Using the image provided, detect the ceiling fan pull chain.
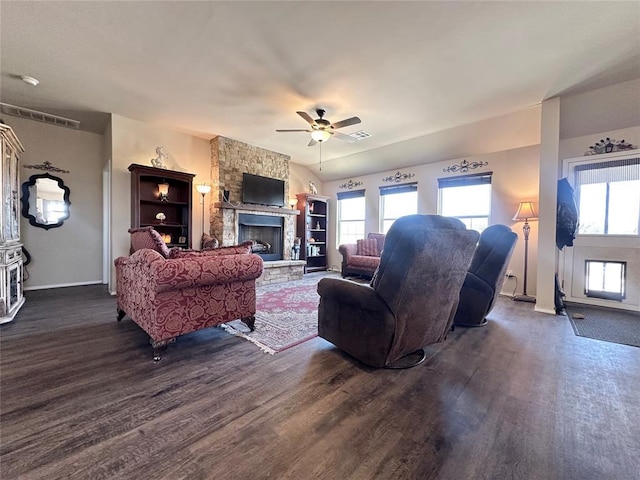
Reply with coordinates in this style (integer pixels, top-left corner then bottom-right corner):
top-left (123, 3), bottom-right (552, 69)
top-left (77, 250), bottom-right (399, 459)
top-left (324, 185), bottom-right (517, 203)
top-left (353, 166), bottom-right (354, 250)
top-left (319, 141), bottom-right (322, 171)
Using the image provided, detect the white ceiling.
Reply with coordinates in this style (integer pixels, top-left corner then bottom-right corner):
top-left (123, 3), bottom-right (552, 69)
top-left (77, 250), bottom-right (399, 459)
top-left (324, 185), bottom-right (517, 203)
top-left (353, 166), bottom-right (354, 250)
top-left (1, 1), bottom-right (639, 181)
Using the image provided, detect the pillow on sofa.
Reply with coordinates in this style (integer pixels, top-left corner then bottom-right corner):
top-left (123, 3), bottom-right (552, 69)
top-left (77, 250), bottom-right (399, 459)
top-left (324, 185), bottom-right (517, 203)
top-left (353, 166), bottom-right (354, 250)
top-left (357, 238), bottom-right (379, 256)
top-left (201, 233), bottom-right (220, 250)
top-left (128, 227), bottom-right (171, 258)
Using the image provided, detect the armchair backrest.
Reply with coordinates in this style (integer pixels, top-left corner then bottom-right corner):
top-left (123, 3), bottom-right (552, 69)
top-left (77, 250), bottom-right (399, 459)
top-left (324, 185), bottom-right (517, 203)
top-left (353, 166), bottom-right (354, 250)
top-left (468, 224), bottom-right (517, 307)
top-left (128, 227), bottom-right (171, 258)
top-left (371, 215), bottom-right (479, 362)
top-left (367, 233), bottom-right (386, 255)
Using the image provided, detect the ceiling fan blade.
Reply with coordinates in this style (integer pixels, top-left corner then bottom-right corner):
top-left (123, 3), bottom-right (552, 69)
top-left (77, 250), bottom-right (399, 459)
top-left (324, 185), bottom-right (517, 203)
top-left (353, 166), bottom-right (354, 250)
top-left (330, 131), bottom-right (357, 143)
top-left (276, 129), bottom-right (311, 132)
top-left (308, 138), bottom-right (317, 147)
top-left (297, 111), bottom-right (316, 126)
top-left (330, 116), bottom-right (361, 129)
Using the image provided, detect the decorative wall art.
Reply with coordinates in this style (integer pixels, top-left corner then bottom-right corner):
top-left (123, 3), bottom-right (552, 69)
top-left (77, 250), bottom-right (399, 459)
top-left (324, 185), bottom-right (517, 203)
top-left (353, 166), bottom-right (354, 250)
top-left (23, 160), bottom-right (70, 174)
top-left (584, 138), bottom-right (636, 155)
top-left (442, 159), bottom-right (488, 173)
top-left (382, 171), bottom-right (415, 183)
top-left (338, 179), bottom-right (363, 190)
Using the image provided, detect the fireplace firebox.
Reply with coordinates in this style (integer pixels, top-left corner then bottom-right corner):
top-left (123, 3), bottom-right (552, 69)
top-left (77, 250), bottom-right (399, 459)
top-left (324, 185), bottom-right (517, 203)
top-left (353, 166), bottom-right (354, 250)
top-left (238, 213), bottom-right (284, 261)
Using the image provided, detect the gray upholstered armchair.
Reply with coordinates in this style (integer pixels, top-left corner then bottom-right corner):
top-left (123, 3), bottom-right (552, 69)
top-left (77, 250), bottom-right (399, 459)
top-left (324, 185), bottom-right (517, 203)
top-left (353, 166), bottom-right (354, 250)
top-left (453, 224), bottom-right (517, 327)
top-left (317, 214), bottom-right (479, 368)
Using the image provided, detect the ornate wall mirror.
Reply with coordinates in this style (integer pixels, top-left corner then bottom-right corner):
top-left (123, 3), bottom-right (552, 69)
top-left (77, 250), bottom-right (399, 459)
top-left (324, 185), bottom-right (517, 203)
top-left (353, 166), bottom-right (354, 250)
top-left (21, 173), bottom-right (71, 230)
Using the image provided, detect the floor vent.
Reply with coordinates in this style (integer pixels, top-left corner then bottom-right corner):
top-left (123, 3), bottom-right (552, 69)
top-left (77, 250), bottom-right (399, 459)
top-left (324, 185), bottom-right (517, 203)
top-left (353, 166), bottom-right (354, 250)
top-left (349, 130), bottom-right (371, 140)
top-left (0, 102), bottom-right (81, 129)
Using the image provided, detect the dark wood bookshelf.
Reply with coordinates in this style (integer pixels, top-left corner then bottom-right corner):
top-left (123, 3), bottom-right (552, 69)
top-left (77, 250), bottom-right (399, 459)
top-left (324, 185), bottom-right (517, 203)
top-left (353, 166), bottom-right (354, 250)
top-left (129, 164), bottom-right (195, 249)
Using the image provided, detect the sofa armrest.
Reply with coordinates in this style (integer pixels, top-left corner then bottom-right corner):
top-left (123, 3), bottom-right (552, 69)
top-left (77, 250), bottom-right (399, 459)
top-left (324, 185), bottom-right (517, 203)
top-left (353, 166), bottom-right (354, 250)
top-left (338, 243), bottom-right (358, 259)
top-left (318, 278), bottom-right (389, 313)
top-left (152, 253), bottom-right (264, 292)
top-left (115, 248), bottom-right (165, 268)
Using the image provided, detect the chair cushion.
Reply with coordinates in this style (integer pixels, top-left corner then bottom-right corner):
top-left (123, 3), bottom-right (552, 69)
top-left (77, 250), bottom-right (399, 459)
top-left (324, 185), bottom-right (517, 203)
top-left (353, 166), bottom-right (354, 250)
top-left (128, 227), bottom-right (171, 258)
top-left (357, 238), bottom-right (379, 256)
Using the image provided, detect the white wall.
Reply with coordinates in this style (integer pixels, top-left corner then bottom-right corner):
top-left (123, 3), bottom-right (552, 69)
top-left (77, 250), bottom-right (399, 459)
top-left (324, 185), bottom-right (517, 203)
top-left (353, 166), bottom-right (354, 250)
top-left (558, 130), bottom-right (640, 312)
top-left (109, 114), bottom-right (211, 292)
top-left (323, 145), bottom-right (540, 295)
top-left (289, 163), bottom-right (322, 203)
top-left (9, 117), bottom-right (104, 290)
top-left (553, 80), bottom-right (640, 312)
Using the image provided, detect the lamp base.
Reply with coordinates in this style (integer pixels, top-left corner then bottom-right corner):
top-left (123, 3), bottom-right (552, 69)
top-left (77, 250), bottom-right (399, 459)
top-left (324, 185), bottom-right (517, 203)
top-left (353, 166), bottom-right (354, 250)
top-left (513, 294), bottom-right (536, 303)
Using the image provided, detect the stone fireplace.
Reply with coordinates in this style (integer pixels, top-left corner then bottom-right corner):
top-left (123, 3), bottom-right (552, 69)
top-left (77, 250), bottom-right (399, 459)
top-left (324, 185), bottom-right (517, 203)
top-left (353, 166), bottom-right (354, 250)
top-left (207, 136), bottom-right (305, 285)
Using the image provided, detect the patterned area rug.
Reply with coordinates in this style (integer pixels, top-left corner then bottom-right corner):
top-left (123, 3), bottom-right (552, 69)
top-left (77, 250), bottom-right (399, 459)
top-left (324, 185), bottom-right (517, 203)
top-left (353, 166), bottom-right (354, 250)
top-left (221, 272), bottom-right (340, 354)
top-left (567, 303), bottom-right (640, 348)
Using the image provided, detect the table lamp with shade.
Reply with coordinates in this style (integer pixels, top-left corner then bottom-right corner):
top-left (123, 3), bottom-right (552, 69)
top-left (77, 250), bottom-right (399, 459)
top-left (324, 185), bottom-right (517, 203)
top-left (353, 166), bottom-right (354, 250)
top-left (512, 201), bottom-right (538, 303)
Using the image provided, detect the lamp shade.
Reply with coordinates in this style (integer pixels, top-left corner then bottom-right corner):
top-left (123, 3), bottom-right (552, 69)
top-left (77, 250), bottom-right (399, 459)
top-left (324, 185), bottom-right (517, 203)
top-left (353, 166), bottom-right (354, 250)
top-left (158, 182), bottom-right (170, 200)
top-left (513, 201), bottom-right (538, 221)
top-left (311, 130), bottom-right (331, 142)
top-left (196, 184), bottom-right (212, 195)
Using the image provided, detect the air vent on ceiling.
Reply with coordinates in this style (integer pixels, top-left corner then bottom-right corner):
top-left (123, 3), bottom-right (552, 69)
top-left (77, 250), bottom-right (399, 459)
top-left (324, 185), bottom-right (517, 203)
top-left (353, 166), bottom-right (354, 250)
top-left (0, 102), bottom-right (80, 129)
top-left (349, 130), bottom-right (371, 140)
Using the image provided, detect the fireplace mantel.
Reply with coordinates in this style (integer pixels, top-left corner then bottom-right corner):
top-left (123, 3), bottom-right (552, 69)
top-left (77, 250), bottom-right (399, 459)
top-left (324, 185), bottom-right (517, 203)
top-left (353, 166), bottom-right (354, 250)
top-left (214, 202), bottom-right (299, 216)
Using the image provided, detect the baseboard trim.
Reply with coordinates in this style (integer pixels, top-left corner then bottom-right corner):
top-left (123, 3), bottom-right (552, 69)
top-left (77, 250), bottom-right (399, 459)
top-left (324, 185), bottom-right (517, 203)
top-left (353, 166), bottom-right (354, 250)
top-left (534, 306), bottom-right (557, 315)
top-left (24, 280), bottom-right (103, 291)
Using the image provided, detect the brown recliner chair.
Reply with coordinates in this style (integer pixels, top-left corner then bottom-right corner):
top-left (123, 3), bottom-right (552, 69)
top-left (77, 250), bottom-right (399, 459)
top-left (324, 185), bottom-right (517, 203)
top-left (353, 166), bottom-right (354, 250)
top-left (453, 224), bottom-right (517, 327)
top-left (317, 214), bottom-right (479, 368)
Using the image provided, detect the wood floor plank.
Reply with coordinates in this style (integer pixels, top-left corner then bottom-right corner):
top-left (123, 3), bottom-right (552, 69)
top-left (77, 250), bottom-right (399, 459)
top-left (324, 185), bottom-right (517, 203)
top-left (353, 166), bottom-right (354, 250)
top-left (2, 286), bottom-right (640, 479)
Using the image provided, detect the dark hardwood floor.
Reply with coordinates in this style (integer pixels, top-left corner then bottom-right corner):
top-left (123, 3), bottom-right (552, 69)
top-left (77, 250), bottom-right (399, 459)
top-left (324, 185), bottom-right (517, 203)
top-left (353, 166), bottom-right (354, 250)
top-left (2, 285), bottom-right (639, 479)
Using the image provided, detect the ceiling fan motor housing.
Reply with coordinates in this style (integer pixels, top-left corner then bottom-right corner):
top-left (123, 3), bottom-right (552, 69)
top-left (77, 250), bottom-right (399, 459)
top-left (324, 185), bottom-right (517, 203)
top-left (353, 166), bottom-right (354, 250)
top-left (315, 109), bottom-right (330, 128)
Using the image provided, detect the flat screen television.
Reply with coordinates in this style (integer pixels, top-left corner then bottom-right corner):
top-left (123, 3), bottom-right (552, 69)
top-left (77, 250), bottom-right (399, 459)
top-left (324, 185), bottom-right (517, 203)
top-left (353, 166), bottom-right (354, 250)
top-left (242, 173), bottom-right (285, 207)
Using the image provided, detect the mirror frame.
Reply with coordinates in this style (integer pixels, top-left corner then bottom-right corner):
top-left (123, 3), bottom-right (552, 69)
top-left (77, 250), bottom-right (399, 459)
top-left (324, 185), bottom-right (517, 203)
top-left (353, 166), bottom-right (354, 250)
top-left (21, 173), bottom-right (71, 230)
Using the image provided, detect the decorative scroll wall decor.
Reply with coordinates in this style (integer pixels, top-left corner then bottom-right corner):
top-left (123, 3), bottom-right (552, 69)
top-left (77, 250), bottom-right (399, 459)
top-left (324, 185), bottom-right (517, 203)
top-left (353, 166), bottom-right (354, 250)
top-left (584, 138), bottom-right (636, 155)
top-left (382, 171), bottom-right (415, 183)
top-left (23, 160), bottom-right (70, 174)
top-left (338, 179), bottom-right (363, 190)
top-left (442, 159), bottom-right (488, 173)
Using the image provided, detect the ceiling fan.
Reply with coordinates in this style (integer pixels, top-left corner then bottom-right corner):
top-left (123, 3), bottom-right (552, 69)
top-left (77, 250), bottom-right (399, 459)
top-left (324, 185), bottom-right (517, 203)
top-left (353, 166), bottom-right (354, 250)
top-left (276, 109), bottom-right (361, 146)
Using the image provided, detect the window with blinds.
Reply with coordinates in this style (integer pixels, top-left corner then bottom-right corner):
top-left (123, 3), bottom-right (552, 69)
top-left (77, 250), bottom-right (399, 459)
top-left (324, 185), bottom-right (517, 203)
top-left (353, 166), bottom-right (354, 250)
top-left (379, 183), bottom-right (418, 233)
top-left (574, 156), bottom-right (640, 235)
top-left (438, 173), bottom-right (492, 232)
top-left (337, 189), bottom-right (365, 246)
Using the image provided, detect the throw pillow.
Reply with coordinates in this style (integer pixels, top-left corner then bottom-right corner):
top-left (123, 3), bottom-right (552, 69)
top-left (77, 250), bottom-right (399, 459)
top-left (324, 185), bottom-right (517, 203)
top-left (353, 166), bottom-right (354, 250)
top-left (201, 233), bottom-right (219, 250)
top-left (357, 238), bottom-right (378, 256)
top-left (128, 227), bottom-right (171, 258)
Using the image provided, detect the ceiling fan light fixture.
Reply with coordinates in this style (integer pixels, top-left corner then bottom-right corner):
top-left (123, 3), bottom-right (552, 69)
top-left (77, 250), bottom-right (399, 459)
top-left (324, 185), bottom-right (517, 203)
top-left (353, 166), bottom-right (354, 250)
top-left (311, 130), bottom-right (331, 142)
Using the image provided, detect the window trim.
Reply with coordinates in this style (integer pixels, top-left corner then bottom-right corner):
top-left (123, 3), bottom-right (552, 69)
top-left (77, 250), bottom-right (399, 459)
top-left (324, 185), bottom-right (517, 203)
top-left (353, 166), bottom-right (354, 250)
top-left (437, 172), bottom-right (492, 228)
top-left (336, 189), bottom-right (366, 247)
top-left (379, 183), bottom-right (418, 233)
top-left (584, 259), bottom-right (626, 301)
top-left (572, 155), bottom-right (640, 237)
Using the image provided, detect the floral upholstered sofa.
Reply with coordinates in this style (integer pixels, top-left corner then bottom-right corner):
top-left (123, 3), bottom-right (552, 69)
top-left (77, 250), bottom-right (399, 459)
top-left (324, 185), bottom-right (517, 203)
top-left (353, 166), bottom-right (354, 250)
top-left (115, 227), bottom-right (263, 360)
top-left (338, 233), bottom-right (386, 278)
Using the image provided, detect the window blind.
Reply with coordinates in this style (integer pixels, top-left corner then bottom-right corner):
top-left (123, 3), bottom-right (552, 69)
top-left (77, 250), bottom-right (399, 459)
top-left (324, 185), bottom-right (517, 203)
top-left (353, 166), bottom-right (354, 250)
top-left (336, 189), bottom-right (365, 200)
top-left (574, 157), bottom-right (640, 185)
top-left (379, 183), bottom-right (417, 196)
top-left (438, 172), bottom-right (492, 188)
